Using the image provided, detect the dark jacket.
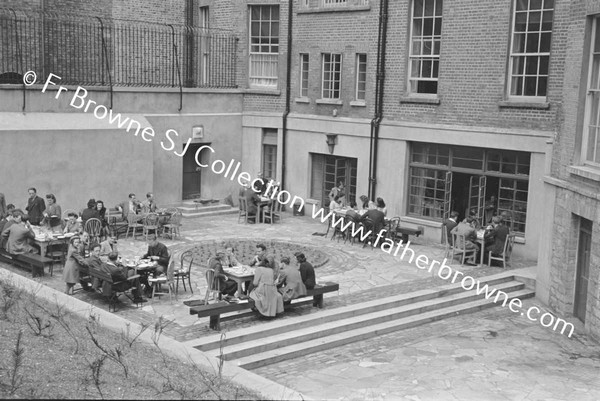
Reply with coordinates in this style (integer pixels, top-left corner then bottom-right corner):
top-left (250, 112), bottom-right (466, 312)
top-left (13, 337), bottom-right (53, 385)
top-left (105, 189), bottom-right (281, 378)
top-left (360, 209), bottom-right (386, 235)
top-left (81, 208), bottom-right (101, 226)
top-left (243, 187), bottom-right (260, 215)
top-left (26, 196), bottom-right (45, 225)
top-left (299, 261), bottom-right (316, 290)
top-left (443, 218), bottom-right (458, 245)
top-left (143, 242), bottom-right (170, 268)
top-left (485, 224), bottom-right (510, 255)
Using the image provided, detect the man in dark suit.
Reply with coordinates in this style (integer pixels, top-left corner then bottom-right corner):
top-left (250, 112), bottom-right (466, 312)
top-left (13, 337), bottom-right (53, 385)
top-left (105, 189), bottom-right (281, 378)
top-left (360, 208), bottom-right (386, 238)
top-left (443, 211), bottom-right (459, 245)
top-left (243, 186), bottom-right (260, 217)
top-left (484, 216), bottom-right (510, 264)
top-left (25, 187), bottom-right (45, 226)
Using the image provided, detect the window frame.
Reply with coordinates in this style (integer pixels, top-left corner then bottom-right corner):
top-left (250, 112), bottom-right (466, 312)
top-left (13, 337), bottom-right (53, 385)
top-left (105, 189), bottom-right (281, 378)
top-left (506, 0), bottom-right (554, 100)
top-left (321, 53), bottom-right (342, 100)
top-left (248, 5), bottom-right (280, 89)
top-left (582, 16), bottom-right (600, 167)
top-left (299, 53), bottom-right (309, 98)
top-left (407, 0), bottom-right (443, 96)
top-left (355, 53), bottom-right (367, 101)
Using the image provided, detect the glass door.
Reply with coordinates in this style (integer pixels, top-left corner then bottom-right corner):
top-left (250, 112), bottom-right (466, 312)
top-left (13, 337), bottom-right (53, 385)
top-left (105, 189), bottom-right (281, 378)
top-left (468, 175), bottom-right (486, 225)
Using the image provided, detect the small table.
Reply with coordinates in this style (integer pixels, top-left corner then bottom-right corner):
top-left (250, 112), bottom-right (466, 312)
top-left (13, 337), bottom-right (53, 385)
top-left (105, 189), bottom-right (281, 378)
top-left (30, 229), bottom-right (71, 257)
top-left (223, 266), bottom-right (255, 296)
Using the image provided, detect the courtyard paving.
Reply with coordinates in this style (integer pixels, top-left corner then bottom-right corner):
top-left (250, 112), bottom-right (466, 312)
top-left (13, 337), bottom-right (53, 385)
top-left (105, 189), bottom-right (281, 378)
top-left (1, 211), bottom-right (599, 400)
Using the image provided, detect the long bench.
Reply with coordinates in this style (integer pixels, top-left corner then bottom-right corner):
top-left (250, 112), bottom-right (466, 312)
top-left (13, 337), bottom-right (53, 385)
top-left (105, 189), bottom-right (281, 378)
top-left (189, 281), bottom-right (340, 330)
top-left (395, 226), bottom-right (422, 243)
top-left (0, 250), bottom-right (53, 277)
top-left (83, 268), bottom-right (142, 312)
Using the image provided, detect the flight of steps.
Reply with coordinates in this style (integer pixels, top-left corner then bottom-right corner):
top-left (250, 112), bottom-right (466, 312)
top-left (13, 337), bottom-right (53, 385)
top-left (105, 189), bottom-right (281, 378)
top-left (185, 272), bottom-right (535, 370)
top-left (176, 200), bottom-right (238, 219)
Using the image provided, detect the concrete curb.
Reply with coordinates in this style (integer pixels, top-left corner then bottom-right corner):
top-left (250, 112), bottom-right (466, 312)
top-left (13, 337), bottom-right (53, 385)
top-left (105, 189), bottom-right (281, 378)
top-left (0, 268), bottom-right (309, 401)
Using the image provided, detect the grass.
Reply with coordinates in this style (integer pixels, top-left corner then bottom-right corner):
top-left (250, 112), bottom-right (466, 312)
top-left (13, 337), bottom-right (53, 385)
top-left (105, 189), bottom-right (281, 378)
top-left (0, 278), bottom-right (261, 400)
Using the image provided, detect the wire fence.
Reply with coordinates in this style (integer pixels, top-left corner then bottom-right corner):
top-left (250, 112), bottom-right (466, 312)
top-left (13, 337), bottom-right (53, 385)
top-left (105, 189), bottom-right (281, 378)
top-left (0, 10), bottom-right (238, 88)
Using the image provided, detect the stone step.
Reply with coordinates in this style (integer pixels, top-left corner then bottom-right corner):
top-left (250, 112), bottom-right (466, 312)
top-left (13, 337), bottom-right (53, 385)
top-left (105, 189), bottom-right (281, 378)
top-left (232, 288), bottom-right (535, 370)
top-left (178, 204), bottom-right (239, 218)
top-left (186, 272), bottom-right (518, 352)
top-left (203, 280), bottom-right (526, 361)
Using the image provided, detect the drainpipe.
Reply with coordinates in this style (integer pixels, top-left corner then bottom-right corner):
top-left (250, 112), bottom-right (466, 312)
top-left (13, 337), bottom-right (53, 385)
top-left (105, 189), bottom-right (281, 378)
top-left (281, 0), bottom-right (293, 191)
top-left (368, 0), bottom-right (389, 200)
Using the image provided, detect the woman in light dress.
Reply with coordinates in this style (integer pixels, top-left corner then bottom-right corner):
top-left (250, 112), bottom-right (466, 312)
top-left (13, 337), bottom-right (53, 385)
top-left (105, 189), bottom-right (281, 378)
top-left (277, 257), bottom-right (306, 303)
top-left (249, 259), bottom-right (284, 317)
top-left (62, 236), bottom-right (86, 295)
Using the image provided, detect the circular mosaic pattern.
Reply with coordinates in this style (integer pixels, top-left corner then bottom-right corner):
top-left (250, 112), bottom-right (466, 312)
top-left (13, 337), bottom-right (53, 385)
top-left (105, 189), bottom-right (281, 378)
top-left (185, 238), bottom-right (329, 268)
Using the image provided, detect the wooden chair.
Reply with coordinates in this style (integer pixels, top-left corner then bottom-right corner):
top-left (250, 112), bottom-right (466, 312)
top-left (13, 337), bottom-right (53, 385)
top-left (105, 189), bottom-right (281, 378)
top-left (387, 217), bottom-right (402, 242)
top-left (46, 239), bottom-right (68, 276)
top-left (84, 218), bottom-right (102, 244)
top-left (161, 211), bottom-right (182, 239)
top-left (451, 233), bottom-right (477, 265)
top-left (442, 227), bottom-right (451, 259)
top-left (204, 268), bottom-right (222, 304)
top-left (330, 214), bottom-right (346, 242)
top-left (238, 197), bottom-right (257, 224)
top-left (343, 214), bottom-right (360, 245)
top-left (148, 257), bottom-right (176, 303)
top-left (488, 233), bottom-right (516, 268)
top-left (175, 250), bottom-right (194, 294)
top-left (125, 214), bottom-right (143, 240)
top-left (262, 199), bottom-right (282, 224)
top-left (142, 213), bottom-right (160, 240)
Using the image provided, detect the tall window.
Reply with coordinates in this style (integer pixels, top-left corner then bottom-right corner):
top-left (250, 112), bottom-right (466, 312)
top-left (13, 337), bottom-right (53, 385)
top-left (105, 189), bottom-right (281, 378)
top-left (583, 16), bottom-right (600, 166)
top-left (299, 53), bottom-right (309, 97)
top-left (508, 0), bottom-right (554, 98)
top-left (322, 53), bottom-right (342, 99)
top-left (262, 129), bottom-right (278, 179)
top-left (355, 53), bottom-right (367, 101)
top-left (408, 0), bottom-right (443, 95)
top-left (249, 5), bottom-right (279, 88)
top-left (199, 6), bottom-right (209, 85)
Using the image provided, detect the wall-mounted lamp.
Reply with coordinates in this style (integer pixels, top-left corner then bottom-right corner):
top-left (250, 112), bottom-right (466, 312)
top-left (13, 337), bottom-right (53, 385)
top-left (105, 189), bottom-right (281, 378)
top-left (326, 134), bottom-right (338, 154)
top-left (192, 125), bottom-right (204, 139)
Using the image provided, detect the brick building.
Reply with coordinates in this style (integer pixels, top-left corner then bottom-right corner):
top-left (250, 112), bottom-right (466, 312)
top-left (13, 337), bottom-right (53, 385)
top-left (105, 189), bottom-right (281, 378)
top-left (1, 0), bottom-right (598, 338)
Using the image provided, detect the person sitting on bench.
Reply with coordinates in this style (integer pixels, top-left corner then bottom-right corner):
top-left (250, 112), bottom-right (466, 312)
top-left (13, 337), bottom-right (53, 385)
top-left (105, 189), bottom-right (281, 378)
top-left (295, 252), bottom-right (316, 290)
top-left (1, 210), bottom-right (36, 255)
top-left (277, 256), bottom-right (307, 303)
top-left (100, 252), bottom-right (145, 303)
top-left (249, 258), bottom-right (284, 317)
top-left (209, 250), bottom-right (237, 297)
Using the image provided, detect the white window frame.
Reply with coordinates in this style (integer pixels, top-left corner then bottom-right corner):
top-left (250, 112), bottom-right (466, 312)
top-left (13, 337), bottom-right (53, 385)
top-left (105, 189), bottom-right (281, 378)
top-left (248, 5), bottom-right (279, 89)
top-left (299, 53), bottom-right (309, 98)
top-left (582, 16), bottom-right (600, 167)
top-left (355, 53), bottom-right (367, 101)
top-left (322, 53), bottom-right (342, 100)
top-left (322, 0), bottom-right (347, 7)
top-left (408, 0), bottom-right (442, 96)
top-left (507, 0), bottom-right (554, 100)
top-left (199, 6), bottom-right (209, 85)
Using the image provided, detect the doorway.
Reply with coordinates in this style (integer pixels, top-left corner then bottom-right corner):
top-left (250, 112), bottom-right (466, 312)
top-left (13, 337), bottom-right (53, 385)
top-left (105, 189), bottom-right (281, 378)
top-left (182, 143), bottom-right (205, 200)
top-left (310, 153), bottom-right (357, 207)
top-left (574, 217), bottom-right (592, 322)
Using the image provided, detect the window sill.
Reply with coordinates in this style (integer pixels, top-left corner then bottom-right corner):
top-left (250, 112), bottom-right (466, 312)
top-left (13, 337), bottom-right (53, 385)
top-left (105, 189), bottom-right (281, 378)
top-left (399, 96), bottom-right (440, 105)
top-left (295, 97), bottom-right (310, 104)
top-left (244, 88), bottom-right (281, 96)
top-left (498, 100), bottom-right (550, 109)
top-left (350, 100), bottom-right (366, 107)
top-left (567, 165), bottom-right (600, 182)
top-left (316, 98), bottom-right (343, 105)
top-left (297, 5), bottom-right (371, 14)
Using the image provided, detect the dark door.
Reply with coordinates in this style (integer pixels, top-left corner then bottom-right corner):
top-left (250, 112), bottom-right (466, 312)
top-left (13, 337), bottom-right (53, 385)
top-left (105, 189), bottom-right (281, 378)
top-left (574, 218), bottom-right (592, 322)
top-left (182, 143), bottom-right (203, 200)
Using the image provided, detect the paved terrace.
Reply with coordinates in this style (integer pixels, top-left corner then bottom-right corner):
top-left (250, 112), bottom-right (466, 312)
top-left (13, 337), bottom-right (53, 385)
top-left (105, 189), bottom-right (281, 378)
top-left (1, 212), bottom-right (599, 400)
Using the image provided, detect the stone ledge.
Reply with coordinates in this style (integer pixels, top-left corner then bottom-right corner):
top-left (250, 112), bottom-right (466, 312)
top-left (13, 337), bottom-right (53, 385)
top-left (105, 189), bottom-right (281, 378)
top-left (567, 165), bottom-right (600, 182)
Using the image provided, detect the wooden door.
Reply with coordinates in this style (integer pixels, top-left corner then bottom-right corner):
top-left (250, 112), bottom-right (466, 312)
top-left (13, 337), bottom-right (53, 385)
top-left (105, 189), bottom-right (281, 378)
top-left (182, 143), bottom-right (203, 199)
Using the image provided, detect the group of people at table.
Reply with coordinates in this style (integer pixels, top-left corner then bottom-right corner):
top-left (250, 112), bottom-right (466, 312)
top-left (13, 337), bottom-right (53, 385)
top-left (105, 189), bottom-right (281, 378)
top-left (0, 189), bottom-right (170, 299)
top-left (443, 209), bottom-right (511, 265)
top-left (209, 243), bottom-right (317, 318)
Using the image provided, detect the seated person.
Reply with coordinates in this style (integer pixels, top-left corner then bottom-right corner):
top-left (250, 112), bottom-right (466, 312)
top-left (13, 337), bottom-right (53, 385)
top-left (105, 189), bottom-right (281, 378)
top-left (277, 256), bottom-right (307, 303)
top-left (1, 210), bottom-right (36, 254)
top-left (443, 211), bottom-right (460, 246)
top-left (209, 250), bottom-right (237, 297)
top-left (375, 197), bottom-right (387, 217)
top-left (224, 244), bottom-right (242, 267)
top-left (450, 216), bottom-right (479, 264)
top-left (329, 195), bottom-right (343, 211)
top-left (99, 236), bottom-right (118, 261)
top-left (345, 202), bottom-right (361, 221)
top-left (81, 198), bottom-right (100, 226)
top-left (243, 186), bottom-right (260, 218)
top-left (141, 192), bottom-right (158, 214)
top-left (295, 252), bottom-right (316, 290)
top-left (249, 243), bottom-right (276, 269)
top-left (249, 258), bottom-right (284, 317)
top-left (63, 212), bottom-right (81, 234)
top-left (99, 252), bottom-right (144, 303)
top-left (0, 204), bottom-right (16, 247)
top-left (360, 207), bottom-right (386, 237)
top-left (142, 234), bottom-right (170, 275)
top-left (484, 216), bottom-right (510, 263)
top-left (117, 193), bottom-right (142, 222)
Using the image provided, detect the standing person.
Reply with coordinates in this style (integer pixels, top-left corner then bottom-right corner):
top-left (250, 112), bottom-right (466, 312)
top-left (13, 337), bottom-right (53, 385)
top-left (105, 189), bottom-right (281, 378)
top-left (443, 211), bottom-right (460, 246)
top-left (42, 194), bottom-right (62, 233)
top-left (1, 210), bottom-right (35, 254)
top-left (484, 195), bottom-right (497, 225)
top-left (25, 187), bottom-right (45, 226)
top-left (295, 252), bottom-right (316, 290)
top-left (328, 181), bottom-right (345, 204)
top-left (142, 234), bottom-right (170, 275)
top-left (62, 236), bottom-right (86, 295)
top-left (249, 258), bottom-right (284, 317)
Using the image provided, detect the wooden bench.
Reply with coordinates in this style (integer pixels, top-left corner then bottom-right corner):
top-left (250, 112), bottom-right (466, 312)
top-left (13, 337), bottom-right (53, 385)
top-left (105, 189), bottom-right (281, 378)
top-left (0, 250), bottom-right (52, 277)
top-left (394, 227), bottom-right (422, 243)
top-left (189, 281), bottom-right (340, 330)
top-left (84, 268), bottom-right (142, 312)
